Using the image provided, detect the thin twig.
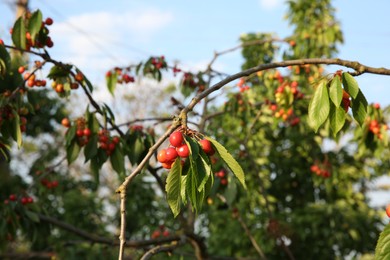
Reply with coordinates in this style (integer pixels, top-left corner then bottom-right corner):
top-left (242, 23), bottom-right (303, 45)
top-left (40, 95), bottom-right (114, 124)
top-left (236, 212), bottom-right (268, 260)
top-left (140, 239), bottom-right (186, 260)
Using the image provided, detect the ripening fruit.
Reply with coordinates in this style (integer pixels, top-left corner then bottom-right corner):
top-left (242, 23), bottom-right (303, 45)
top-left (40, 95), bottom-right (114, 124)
top-left (157, 149), bottom-right (168, 163)
top-left (161, 161), bottom-right (173, 169)
top-left (76, 129), bottom-right (84, 137)
top-left (18, 66), bottom-right (25, 74)
top-left (386, 205), bottom-right (390, 218)
top-left (169, 131), bottom-right (184, 147)
top-left (45, 17), bottom-right (53, 25)
top-left (9, 194), bottom-right (17, 201)
top-left (165, 147), bottom-right (178, 162)
top-left (151, 230), bottom-right (161, 239)
top-left (83, 128), bottom-right (91, 137)
top-left (199, 139), bottom-right (215, 155)
top-left (176, 144), bottom-right (189, 158)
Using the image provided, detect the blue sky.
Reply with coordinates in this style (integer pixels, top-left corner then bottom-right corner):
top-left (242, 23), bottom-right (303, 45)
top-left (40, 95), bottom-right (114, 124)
top-left (0, 0), bottom-right (390, 105)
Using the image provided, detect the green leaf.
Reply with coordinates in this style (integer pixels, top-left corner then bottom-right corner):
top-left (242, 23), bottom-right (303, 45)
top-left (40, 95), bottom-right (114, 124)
top-left (87, 112), bottom-right (100, 133)
top-left (25, 210), bottom-right (40, 223)
top-left (12, 17), bottom-right (26, 49)
top-left (375, 224), bottom-right (390, 260)
top-left (166, 158), bottom-right (182, 217)
top-left (205, 136), bottom-right (247, 189)
top-left (329, 76), bottom-right (343, 107)
top-left (65, 125), bottom-right (76, 146)
top-left (351, 90), bottom-right (368, 126)
top-left (106, 71), bottom-right (117, 95)
top-left (308, 81), bottom-right (330, 132)
top-left (11, 111), bottom-right (22, 148)
top-left (110, 146), bottom-right (125, 176)
top-left (67, 140), bottom-right (81, 164)
top-left (342, 72), bottom-right (359, 99)
top-left (196, 150), bottom-right (212, 192)
top-left (28, 10), bottom-right (43, 43)
top-left (184, 135), bottom-right (199, 160)
top-left (47, 64), bottom-right (72, 79)
top-left (181, 175), bottom-right (187, 205)
top-left (329, 103), bottom-right (346, 135)
top-left (84, 134), bottom-right (98, 162)
top-left (103, 103), bottom-right (116, 121)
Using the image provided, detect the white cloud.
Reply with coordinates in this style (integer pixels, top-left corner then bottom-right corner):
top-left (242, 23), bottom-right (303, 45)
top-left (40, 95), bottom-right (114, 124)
top-left (259, 0), bottom-right (283, 10)
top-left (48, 9), bottom-right (174, 73)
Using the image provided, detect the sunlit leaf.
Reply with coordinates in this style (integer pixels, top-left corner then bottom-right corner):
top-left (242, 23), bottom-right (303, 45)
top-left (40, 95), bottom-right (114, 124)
top-left (166, 158), bottom-right (182, 217)
top-left (308, 81), bottom-right (330, 132)
top-left (375, 224), bottom-right (390, 260)
top-left (205, 136), bottom-right (246, 189)
top-left (342, 72), bottom-right (359, 99)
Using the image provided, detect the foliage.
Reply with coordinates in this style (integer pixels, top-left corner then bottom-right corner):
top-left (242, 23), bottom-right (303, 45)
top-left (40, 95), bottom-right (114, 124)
top-left (0, 1), bottom-right (389, 259)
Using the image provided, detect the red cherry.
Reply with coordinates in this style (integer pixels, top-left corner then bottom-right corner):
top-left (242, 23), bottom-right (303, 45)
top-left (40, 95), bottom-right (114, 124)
top-left (386, 205), bottom-right (390, 218)
top-left (45, 17), bottom-right (53, 25)
top-left (165, 147), bottom-right (178, 162)
top-left (169, 131), bottom-right (184, 147)
top-left (18, 66), bottom-right (25, 74)
top-left (76, 129), bottom-right (84, 137)
top-left (199, 139), bottom-right (215, 155)
top-left (176, 144), bottom-right (189, 158)
top-left (9, 194), bottom-right (17, 201)
top-left (162, 161), bottom-right (173, 169)
top-left (83, 128), bottom-right (91, 137)
top-left (108, 142), bottom-right (116, 151)
top-left (216, 170), bottom-right (226, 178)
top-left (162, 230), bottom-right (170, 237)
top-left (374, 103), bottom-right (381, 109)
top-left (112, 136), bottom-right (120, 144)
top-left (51, 180), bottom-right (58, 188)
top-left (220, 178), bottom-right (228, 186)
top-left (157, 149), bottom-right (168, 163)
top-left (21, 197), bottom-right (28, 205)
top-left (151, 230), bottom-right (161, 239)
top-left (26, 197), bottom-right (33, 203)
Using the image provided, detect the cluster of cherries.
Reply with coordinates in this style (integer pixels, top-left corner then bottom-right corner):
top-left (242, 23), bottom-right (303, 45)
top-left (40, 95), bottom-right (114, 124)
top-left (40, 178), bottom-right (59, 189)
top-left (151, 225), bottom-right (170, 239)
top-left (310, 162), bottom-right (331, 178)
top-left (4, 194), bottom-right (34, 205)
top-left (237, 78), bottom-right (250, 92)
top-left (367, 103), bottom-right (388, 140)
top-left (151, 56), bottom-right (167, 70)
top-left (214, 169), bottom-right (228, 186)
top-left (21, 65), bottom-right (47, 89)
top-left (50, 71), bottom-right (83, 94)
top-left (74, 118), bottom-right (91, 146)
top-left (106, 67), bottom-right (135, 84)
top-left (157, 130), bottom-right (215, 169)
top-left (0, 105), bottom-right (27, 131)
top-left (98, 129), bottom-right (120, 156)
top-left (11, 14), bottom-right (54, 51)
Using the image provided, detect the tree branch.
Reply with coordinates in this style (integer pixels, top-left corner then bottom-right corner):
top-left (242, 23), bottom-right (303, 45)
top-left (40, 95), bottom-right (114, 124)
top-left (37, 213), bottom-right (181, 248)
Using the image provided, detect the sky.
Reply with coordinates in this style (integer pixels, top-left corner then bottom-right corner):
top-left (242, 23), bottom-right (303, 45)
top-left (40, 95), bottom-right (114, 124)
top-left (1, 0), bottom-right (390, 106)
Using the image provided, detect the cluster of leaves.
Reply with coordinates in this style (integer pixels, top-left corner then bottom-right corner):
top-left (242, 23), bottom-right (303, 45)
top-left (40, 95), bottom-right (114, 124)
top-left (308, 72), bottom-right (368, 135)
